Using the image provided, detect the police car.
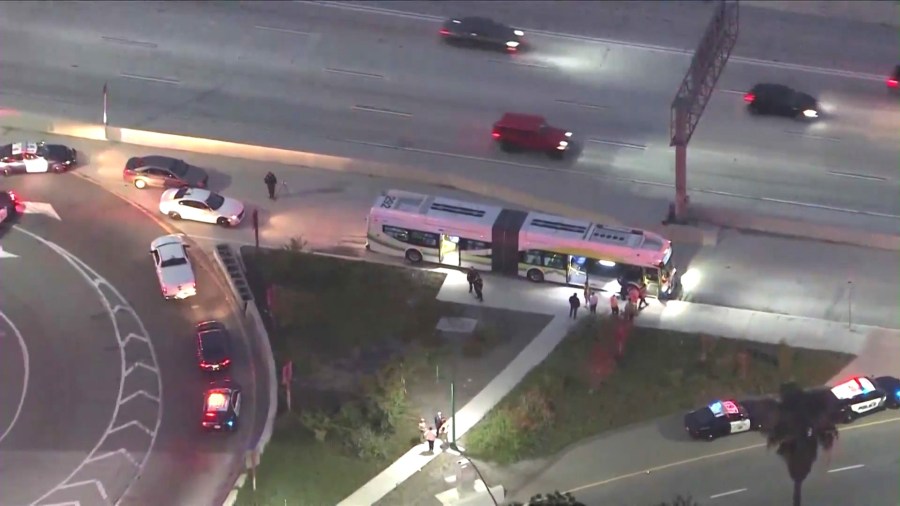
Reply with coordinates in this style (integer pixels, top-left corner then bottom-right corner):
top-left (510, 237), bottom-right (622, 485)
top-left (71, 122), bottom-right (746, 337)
top-left (202, 381), bottom-right (241, 431)
top-left (149, 235), bottom-right (197, 300)
top-left (0, 190), bottom-right (20, 225)
top-left (829, 376), bottom-right (893, 423)
top-left (684, 399), bottom-right (760, 441)
top-left (0, 141), bottom-right (77, 176)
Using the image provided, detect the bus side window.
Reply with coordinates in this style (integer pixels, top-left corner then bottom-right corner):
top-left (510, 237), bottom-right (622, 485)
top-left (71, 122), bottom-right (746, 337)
top-left (383, 225), bottom-right (410, 243)
top-left (461, 239), bottom-right (490, 251)
top-left (543, 252), bottom-right (566, 270)
top-left (409, 230), bottom-right (439, 248)
top-left (522, 250), bottom-right (542, 266)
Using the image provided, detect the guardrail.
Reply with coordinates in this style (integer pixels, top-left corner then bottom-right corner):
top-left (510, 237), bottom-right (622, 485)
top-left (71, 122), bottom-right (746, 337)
top-left (212, 244), bottom-right (278, 506)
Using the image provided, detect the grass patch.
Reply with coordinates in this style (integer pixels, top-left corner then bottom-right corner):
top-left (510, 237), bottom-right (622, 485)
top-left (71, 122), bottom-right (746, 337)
top-left (465, 318), bottom-right (853, 465)
top-left (236, 248), bottom-right (448, 506)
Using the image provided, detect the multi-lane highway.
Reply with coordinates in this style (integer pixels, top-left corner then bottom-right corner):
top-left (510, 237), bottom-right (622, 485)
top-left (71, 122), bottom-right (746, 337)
top-left (1, 1), bottom-right (898, 231)
top-left (0, 173), bottom-right (264, 505)
top-left (519, 414), bottom-right (900, 506)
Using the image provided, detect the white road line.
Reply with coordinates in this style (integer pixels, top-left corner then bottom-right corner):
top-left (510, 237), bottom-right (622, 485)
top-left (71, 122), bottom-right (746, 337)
top-left (253, 25), bottom-right (312, 36)
top-left (709, 488), bottom-right (748, 499)
top-left (587, 138), bottom-right (647, 150)
top-left (784, 130), bottom-right (841, 142)
top-left (828, 171), bottom-right (888, 182)
top-left (324, 67), bottom-right (384, 79)
top-left (101, 36), bottom-right (157, 49)
top-left (120, 73), bottom-right (180, 85)
top-left (352, 105), bottom-right (412, 117)
top-left (828, 464), bottom-right (866, 473)
top-left (297, 1), bottom-right (885, 81)
top-left (489, 59), bottom-right (552, 69)
top-left (555, 99), bottom-right (608, 110)
top-left (0, 311), bottom-right (28, 445)
top-left (718, 89), bottom-right (747, 96)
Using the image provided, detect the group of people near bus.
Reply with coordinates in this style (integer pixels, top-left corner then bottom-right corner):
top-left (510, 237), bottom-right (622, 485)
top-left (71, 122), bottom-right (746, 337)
top-left (569, 280), bottom-right (649, 320)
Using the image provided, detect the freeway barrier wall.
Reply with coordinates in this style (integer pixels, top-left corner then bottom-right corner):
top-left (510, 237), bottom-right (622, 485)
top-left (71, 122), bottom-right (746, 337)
top-left (1, 110), bottom-right (897, 251)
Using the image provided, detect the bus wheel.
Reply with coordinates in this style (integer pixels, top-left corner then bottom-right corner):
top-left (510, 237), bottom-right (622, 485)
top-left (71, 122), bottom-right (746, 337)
top-left (526, 269), bottom-right (544, 282)
top-left (405, 249), bottom-right (423, 264)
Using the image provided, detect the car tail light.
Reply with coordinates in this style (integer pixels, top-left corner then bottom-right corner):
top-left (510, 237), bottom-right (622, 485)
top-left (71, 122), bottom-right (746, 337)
top-left (204, 412), bottom-right (216, 418)
top-left (222, 359), bottom-right (231, 366)
top-left (888, 78), bottom-right (899, 88)
top-left (439, 28), bottom-right (450, 35)
top-left (743, 93), bottom-right (755, 103)
top-left (491, 131), bottom-right (501, 139)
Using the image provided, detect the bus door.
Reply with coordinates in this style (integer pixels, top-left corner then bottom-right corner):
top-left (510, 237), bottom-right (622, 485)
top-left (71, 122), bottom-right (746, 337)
top-left (439, 234), bottom-right (460, 266)
top-left (644, 267), bottom-right (661, 298)
top-left (567, 256), bottom-right (588, 287)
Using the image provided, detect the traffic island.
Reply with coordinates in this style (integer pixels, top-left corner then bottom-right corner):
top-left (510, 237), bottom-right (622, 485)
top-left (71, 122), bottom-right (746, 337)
top-left (234, 244), bottom-right (550, 506)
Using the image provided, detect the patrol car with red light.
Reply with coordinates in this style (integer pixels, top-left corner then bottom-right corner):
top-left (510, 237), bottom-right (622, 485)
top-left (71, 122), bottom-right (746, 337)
top-left (829, 376), bottom-right (894, 423)
top-left (684, 399), bottom-right (760, 441)
top-left (0, 141), bottom-right (77, 176)
top-left (202, 381), bottom-right (241, 431)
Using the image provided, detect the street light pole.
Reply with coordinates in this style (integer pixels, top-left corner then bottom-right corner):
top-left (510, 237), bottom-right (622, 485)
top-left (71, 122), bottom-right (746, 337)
top-left (847, 280), bottom-right (853, 330)
top-left (102, 82), bottom-right (109, 140)
top-left (450, 380), bottom-right (456, 448)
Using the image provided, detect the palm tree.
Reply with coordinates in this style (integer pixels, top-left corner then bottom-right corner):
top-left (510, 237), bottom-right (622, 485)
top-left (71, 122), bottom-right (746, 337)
top-left (759, 382), bottom-right (840, 506)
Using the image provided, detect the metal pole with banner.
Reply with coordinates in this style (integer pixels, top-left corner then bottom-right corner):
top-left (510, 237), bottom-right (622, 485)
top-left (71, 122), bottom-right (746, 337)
top-left (282, 360), bottom-right (293, 412)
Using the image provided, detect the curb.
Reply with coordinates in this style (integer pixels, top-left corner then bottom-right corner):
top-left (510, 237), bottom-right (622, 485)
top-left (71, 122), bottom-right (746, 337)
top-left (212, 245), bottom-right (278, 506)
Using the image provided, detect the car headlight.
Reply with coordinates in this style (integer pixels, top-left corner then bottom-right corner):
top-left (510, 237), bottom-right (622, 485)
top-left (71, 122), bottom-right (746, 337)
top-left (564, 132), bottom-right (572, 138)
top-left (513, 30), bottom-right (524, 37)
top-left (506, 41), bottom-right (520, 48)
top-left (557, 141), bottom-right (569, 150)
top-left (802, 109), bottom-right (818, 118)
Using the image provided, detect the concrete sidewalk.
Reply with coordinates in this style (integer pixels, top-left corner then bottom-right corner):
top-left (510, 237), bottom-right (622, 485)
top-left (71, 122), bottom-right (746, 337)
top-left (338, 269), bottom-right (892, 505)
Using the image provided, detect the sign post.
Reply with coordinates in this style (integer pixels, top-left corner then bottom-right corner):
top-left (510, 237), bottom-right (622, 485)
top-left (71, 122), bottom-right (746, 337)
top-left (252, 208), bottom-right (260, 250)
top-left (102, 82), bottom-right (109, 140)
top-left (282, 360), bottom-right (293, 412)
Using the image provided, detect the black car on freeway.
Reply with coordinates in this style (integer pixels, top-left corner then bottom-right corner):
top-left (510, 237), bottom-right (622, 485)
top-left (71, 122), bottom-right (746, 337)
top-left (0, 141), bottom-right (77, 176)
top-left (202, 380), bottom-right (241, 432)
top-left (744, 83), bottom-right (820, 119)
top-left (684, 399), bottom-right (764, 441)
top-left (122, 155), bottom-right (209, 190)
top-left (439, 16), bottom-right (525, 52)
top-left (196, 320), bottom-right (232, 372)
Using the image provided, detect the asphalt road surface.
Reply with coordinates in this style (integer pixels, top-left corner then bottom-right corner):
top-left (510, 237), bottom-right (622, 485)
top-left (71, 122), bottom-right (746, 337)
top-left (547, 414), bottom-right (900, 506)
top-left (0, 1), bottom-right (898, 230)
top-left (9, 130), bottom-right (896, 332)
top-left (0, 173), bottom-right (264, 505)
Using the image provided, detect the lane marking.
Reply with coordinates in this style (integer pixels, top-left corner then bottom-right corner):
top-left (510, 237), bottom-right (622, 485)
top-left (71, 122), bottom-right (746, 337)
top-left (784, 130), bottom-right (841, 142)
top-left (120, 73), bottom-right (181, 85)
top-left (828, 464), bottom-right (866, 473)
top-left (101, 36), bottom-right (158, 49)
top-left (0, 311), bottom-right (29, 445)
top-left (828, 171), bottom-right (887, 182)
top-left (709, 488), bottom-right (747, 499)
top-left (0, 246), bottom-right (18, 259)
top-left (352, 105), bottom-right (412, 117)
top-left (555, 99), bottom-right (608, 110)
top-left (297, 1), bottom-right (885, 81)
top-left (253, 25), bottom-right (311, 36)
top-left (566, 416), bottom-right (900, 495)
top-left (718, 89), bottom-right (747, 96)
top-left (324, 67), bottom-right (384, 79)
top-left (489, 59), bottom-right (552, 69)
top-left (587, 138), bottom-right (647, 150)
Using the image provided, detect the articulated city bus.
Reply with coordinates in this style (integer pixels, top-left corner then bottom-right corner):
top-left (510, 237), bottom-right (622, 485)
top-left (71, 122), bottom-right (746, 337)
top-left (366, 190), bottom-right (679, 298)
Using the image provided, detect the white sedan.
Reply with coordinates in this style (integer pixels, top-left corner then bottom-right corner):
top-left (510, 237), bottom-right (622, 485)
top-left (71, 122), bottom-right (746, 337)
top-left (150, 235), bottom-right (197, 300)
top-left (159, 187), bottom-right (245, 227)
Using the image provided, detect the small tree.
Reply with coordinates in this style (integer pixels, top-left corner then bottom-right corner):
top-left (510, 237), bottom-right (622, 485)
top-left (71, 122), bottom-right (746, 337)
top-left (760, 382), bottom-right (839, 506)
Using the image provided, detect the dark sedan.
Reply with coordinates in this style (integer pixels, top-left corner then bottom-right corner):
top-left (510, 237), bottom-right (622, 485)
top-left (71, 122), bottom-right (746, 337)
top-left (744, 83), bottom-right (820, 119)
top-left (196, 320), bottom-right (232, 372)
top-left (123, 155), bottom-right (209, 190)
top-left (439, 16), bottom-right (525, 52)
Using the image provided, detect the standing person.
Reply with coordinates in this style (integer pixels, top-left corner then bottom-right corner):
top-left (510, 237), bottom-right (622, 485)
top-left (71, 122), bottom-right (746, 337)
top-left (417, 417), bottom-right (427, 435)
top-left (473, 275), bottom-right (484, 302)
top-left (568, 293), bottom-right (580, 319)
top-left (264, 171), bottom-right (278, 200)
top-left (434, 411), bottom-right (444, 434)
top-left (466, 267), bottom-right (477, 294)
top-left (424, 426), bottom-right (437, 453)
top-left (638, 282), bottom-right (649, 310)
top-left (583, 281), bottom-right (590, 305)
top-left (589, 291), bottom-right (599, 314)
top-left (627, 286), bottom-right (640, 321)
top-left (609, 293), bottom-right (620, 317)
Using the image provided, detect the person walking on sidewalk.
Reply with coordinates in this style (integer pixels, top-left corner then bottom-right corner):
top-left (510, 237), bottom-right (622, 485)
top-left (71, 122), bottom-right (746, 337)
top-left (473, 275), bottom-right (484, 302)
top-left (638, 282), bottom-right (649, 310)
top-left (609, 293), bottom-right (620, 317)
top-left (466, 267), bottom-right (478, 294)
top-left (418, 417), bottom-right (427, 436)
top-left (568, 292), bottom-right (581, 319)
top-left (425, 426), bottom-right (437, 453)
top-left (264, 171), bottom-right (278, 200)
top-left (589, 291), bottom-right (599, 314)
